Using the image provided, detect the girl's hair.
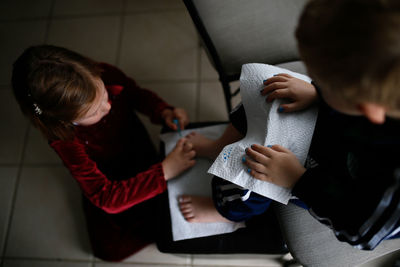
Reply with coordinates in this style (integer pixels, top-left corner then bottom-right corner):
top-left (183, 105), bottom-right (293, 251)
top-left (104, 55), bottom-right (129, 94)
top-left (296, 0), bottom-right (400, 109)
top-left (12, 45), bottom-right (102, 141)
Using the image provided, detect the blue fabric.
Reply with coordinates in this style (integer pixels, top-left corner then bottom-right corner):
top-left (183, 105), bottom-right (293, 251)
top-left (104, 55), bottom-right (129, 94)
top-left (387, 232), bottom-right (400, 239)
top-left (290, 198), bottom-right (309, 210)
top-left (212, 177), bottom-right (310, 222)
top-left (212, 177), bottom-right (272, 222)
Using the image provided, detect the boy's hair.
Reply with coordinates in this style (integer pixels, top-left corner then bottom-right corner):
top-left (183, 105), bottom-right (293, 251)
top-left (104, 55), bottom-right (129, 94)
top-left (296, 0), bottom-right (400, 109)
top-left (12, 45), bottom-right (102, 141)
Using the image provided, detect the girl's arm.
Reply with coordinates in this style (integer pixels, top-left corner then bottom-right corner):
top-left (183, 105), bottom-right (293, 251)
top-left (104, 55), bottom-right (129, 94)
top-left (99, 63), bottom-right (172, 124)
top-left (51, 138), bottom-right (194, 214)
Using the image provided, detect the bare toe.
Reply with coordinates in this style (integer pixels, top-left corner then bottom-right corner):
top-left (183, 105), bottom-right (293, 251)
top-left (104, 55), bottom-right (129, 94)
top-left (178, 195), bottom-right (192, 204)
top-left (179, 203), bottom-right (192, 213)
top-left (184, 142), bottom-right (193, 151)
top-left (178, 195), bottom-right (232, 223)
top-left (182, 211), bottom-right (195, 221)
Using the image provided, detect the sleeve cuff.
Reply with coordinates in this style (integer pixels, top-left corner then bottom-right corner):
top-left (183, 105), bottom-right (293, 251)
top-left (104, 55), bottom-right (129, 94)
top-left (292, 169), bottom-right (317, 203)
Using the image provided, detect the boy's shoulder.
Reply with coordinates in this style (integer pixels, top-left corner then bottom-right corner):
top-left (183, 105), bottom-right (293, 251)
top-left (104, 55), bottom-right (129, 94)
top-left (317, 99), bottom-right (400, 143)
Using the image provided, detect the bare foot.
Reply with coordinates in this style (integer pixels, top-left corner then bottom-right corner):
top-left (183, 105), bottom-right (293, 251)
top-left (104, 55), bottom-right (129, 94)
top-left (178, 195), bottom-right (232, 223)
top-left (162, 138), bottom-right (196, 181)
top-left (185, 132), bottom-right (220, 160)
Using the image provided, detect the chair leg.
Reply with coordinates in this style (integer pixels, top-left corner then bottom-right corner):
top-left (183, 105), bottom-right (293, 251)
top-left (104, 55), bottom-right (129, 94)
top-left (278, 253), bottom-right (301, 267)
top-left (221, 80), bottom-right (232, 113)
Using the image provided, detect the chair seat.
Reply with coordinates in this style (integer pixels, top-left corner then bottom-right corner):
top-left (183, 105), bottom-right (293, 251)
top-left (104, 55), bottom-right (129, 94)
top-left (276, 61), bottom-right (307, 75)
top-left (274, 203), bottom-right (400, 267)
top-left (193, 0), bottom-right (306, 77)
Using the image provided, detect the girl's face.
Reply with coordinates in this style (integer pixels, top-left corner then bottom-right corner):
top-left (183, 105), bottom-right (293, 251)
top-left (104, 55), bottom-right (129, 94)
top-left (73, 77), bottom-right (111, 126)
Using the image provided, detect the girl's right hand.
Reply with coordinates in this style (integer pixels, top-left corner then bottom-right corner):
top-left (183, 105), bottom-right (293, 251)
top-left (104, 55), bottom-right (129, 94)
top-left (162, 138), bottom-right (196, 181)
top-left (261, 73), bottom-right (318, 112)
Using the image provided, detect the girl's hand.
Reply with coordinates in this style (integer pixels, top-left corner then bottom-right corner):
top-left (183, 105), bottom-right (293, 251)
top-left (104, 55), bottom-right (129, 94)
top-left (162, 107), bottom-right (189, 131)
top-left (162, 138), bottom-right (196, 181)
top-left (243, 144), bottom-right (305, 189)
top-left (261, 73), bottom-right (318, 112)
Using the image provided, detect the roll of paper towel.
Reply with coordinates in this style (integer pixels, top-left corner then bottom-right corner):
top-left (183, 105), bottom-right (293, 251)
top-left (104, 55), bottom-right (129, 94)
top-left (208, 63), bottom-right (318, 204)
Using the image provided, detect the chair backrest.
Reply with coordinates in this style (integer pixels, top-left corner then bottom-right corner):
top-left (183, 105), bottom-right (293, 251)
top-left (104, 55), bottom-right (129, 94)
top-left (184, 0), bottom-right (308, 81)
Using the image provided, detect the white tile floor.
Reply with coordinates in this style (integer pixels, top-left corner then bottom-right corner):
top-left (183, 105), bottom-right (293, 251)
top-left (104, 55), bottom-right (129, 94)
top-left (0, 1), bottom-right (399, 267)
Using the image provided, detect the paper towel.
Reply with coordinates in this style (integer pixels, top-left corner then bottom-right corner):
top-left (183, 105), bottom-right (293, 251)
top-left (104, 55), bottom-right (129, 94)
top-left (161, 124), bottom-right (245, 241)
top-left (208, 63), bottom-right (318, 204)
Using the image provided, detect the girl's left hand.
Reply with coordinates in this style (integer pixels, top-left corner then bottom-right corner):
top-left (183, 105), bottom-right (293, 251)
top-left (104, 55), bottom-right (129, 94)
top-left (162, 107), bottom-right (189, 131)
top-left (243, 144), bottom-right (306, 189)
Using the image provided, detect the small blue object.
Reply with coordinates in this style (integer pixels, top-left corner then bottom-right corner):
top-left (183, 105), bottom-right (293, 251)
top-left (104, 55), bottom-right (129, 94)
top-left (242, 156), bottom-right (246, 162)
top-left (247, 168), bottom-right (251, 173)
top-left (278, 106), bottom-right (284, 113)
top-left (173, 119), bottom-right (182, 136)
top-left (267, 145), bottom-right (272, 148)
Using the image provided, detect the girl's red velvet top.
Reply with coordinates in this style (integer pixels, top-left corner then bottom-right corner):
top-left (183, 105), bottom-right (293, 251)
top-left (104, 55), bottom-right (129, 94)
top-left (50, 63), bottom-right (172, 214)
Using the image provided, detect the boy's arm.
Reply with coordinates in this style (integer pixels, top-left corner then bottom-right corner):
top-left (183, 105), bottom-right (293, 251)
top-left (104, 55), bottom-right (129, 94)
top-left (243, 138), bottom-right (400, 250)
top-left (292, 164), bottom-right (400, 250)
top-left (186, 104), bottom-right (246, 159)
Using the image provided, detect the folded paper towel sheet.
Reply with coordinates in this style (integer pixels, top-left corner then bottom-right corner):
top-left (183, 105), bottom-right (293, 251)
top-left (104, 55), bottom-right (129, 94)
top-left (208, 63), bottom-right (318, 204)
top-left (160, 124), bottom-right (245, 241)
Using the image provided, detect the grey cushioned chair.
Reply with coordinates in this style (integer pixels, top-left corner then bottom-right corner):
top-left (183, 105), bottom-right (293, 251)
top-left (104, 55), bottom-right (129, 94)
top-left (184, 0), bottom-right (305, 113)
top-left (183, 0), bottom-right (400, 266)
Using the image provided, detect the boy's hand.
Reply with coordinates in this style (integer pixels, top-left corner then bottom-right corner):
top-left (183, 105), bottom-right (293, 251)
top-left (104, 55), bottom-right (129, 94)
top-left (243, 144), bottom-right (305, 189)
top-left (162, 107), bottom-right (189, 131)
top-left (261, 73), bottom-right (317, 112)
top-left (162, 138), bottom-right (196, 181)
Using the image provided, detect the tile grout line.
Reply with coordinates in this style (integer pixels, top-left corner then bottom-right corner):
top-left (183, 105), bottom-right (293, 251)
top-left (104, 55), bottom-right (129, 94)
top-left (44, 0), bottom-right (56, 43)
top-left (0, 8), bottom-right (187, 23)
top-left (0, 164), bottom-right (20, 168)
top-left (190, 254), bottom-right (194, 266)
top-left (0, 79), bottom-right (221, 88)
top-left (0, 7), bottom-right (186, 22)
top-left (2, 256), bottom-right (96, 263)
top-left (0, 125), bottom-right (32, 267)
top-left (114, 0), bottom-right (127, 67)
top-left (194, 37), bottom-right (202, 122)
top-left (0, 2), bottom-right (57, 265)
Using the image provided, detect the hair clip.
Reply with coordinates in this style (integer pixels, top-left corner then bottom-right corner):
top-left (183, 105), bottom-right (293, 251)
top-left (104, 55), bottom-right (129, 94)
top-left (33, 103), bottom-right (42, 115)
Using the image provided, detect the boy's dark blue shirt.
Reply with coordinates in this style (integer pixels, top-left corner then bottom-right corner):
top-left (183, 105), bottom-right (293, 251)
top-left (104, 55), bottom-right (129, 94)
top-left (292, 98), bottom-right (400, 249)
top-left (230, 96), bottom-right (400, 250)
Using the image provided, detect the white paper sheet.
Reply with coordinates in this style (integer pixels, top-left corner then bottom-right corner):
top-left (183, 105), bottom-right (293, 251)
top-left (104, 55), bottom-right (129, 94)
top-left (161, 124), bottom-right (245, 241)
top-left (208, 63), bottom-right (318, 204)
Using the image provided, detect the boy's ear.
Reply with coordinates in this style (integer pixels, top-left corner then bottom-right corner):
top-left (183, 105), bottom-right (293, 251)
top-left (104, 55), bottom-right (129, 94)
top-left (358, 103), bottom-right (386, 124)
